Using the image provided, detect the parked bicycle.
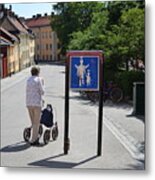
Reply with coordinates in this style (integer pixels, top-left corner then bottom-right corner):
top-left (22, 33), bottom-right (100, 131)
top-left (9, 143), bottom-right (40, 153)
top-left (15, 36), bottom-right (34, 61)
top-left (79, 81), bottom-right (123, 103)
top-left (103, 81), bottom-right (123, 103)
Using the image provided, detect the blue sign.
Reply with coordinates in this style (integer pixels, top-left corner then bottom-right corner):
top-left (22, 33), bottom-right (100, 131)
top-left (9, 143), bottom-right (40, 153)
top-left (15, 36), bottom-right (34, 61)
top-left (70, 56), bottom-right (99, 90)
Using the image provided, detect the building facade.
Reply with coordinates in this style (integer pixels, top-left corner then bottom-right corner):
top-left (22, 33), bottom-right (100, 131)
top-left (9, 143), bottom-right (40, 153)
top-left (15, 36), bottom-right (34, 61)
top-left (0, 27), bottom-right (19, 77)
top-left (25, 14), bottom-right (59, 62)
top-left (0, 4), bottom-right (35, 77)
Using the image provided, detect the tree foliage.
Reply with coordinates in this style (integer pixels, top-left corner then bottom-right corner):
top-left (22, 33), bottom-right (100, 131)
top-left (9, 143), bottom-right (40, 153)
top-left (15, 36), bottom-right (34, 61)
top-left (51, 2), bottom-right (102, 54)
top-left (51, 1), bottom-right (145, 72)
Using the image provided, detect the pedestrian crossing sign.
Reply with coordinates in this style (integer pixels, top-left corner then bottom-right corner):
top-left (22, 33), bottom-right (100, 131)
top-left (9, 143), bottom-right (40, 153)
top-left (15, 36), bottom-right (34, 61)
top-left (69, 53), bottom-right (100, 91)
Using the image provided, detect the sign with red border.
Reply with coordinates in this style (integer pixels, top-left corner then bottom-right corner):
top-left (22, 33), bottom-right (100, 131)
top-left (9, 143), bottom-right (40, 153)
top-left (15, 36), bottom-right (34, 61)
top-left (67, 51), bottom-right (103, 91)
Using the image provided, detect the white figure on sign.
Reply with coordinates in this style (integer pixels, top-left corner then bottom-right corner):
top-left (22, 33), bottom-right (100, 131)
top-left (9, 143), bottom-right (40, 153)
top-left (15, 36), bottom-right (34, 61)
top-left (86, 69), bottom-right (91, 86)
top-left (75, 57), bottom-right (89, 87)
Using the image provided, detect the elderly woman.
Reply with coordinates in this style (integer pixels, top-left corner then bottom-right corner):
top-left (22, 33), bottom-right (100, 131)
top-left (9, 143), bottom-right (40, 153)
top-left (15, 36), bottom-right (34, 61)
top-left (26, 66), bottom-right (45, 146)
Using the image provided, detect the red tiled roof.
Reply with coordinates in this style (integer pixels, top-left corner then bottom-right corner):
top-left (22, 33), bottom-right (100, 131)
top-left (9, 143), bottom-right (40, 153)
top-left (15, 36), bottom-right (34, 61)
top-left (25, 16), bottom-right (51, 28)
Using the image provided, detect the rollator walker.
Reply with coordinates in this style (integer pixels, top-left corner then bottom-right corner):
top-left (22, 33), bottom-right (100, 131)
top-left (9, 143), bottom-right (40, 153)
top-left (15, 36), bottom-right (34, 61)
top-left (23, 104), bottom-right (58, 144)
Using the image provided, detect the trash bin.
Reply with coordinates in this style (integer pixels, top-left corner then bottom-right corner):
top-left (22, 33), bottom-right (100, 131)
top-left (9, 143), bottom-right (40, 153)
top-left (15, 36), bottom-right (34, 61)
top-left (133, 82), bottom-right (145, 115)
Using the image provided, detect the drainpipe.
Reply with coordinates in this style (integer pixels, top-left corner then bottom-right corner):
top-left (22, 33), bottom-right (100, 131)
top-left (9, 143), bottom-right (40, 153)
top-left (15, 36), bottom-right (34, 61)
top-left (0, 53), bottom-right (3, 78)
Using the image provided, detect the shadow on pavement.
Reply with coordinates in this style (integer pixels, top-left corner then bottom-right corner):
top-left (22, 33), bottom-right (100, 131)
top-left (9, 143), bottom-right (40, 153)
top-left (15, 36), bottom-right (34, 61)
top-left (28, 154), bottom-right (98, 169)
top-left (0, 141), bottom-right (30, 152)
top-left (70, 93), bottom-right (133, 109)
top-left (71, 94), bottom-right (145, 124)
top-left (126, 113), bottom-right (145, 123)
top-left (69, 94), bottom-right (97, 106)
top-left (127, 159), bottom-right (145, 170)
top-left (103, 100), bottom-right (133, 109)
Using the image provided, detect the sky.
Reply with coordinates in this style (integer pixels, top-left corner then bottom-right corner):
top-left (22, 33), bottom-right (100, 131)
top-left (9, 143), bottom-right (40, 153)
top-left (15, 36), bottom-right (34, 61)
top-left (4, 0), bottom-right (106, 18)
top-left (5, 3), bottom-right (56, 18)
top-left (3, 0), bottom-right (132, 19)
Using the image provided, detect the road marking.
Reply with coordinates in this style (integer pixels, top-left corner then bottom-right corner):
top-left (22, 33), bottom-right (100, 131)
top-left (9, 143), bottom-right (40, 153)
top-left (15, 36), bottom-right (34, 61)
top-left (103, 114), bottom-right (144, 161)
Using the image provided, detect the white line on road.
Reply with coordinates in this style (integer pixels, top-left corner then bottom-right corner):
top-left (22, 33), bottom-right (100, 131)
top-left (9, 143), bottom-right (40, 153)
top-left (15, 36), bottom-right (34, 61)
top-left (104, 114), bottom-right (144, 161)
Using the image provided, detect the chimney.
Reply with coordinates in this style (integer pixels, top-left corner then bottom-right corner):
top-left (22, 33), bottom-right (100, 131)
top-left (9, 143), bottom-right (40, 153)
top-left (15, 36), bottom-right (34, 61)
top-left (32, 15), bottom-right (35, 18)
top-left (19, 17), bottom-right (25, 22)
top-left (37, 14), bottom-right (41, 18)
top-left (4, 9), bottom-right (9, 16)
top-left (11, 12), bottom-right (15, 17)
top-left (51, 12), bottom-right (55, 16)
top-left (9, 5), bottom-right (12, 11)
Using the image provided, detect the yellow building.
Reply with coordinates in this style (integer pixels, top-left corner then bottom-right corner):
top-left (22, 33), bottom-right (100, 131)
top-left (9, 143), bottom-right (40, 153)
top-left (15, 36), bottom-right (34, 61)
top-left (26, 14), bottom-right (59, 62)
top-left (0, 5), bottom-right (35, 74)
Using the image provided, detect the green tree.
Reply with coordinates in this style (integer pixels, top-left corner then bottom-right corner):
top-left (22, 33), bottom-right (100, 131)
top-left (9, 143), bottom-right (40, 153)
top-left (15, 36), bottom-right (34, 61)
top-left (117, 8), bottom-right (145, 70)
top-left (106, 0), bottom-right (145, 27)
top-left (68, 2), bottom-right (144, 68)
top-left (51, 2), bottom-right (103, 54)
top-left (51, 1), bottom-right (144, 75)
top-left (68, 10), bottom-right (109, 51)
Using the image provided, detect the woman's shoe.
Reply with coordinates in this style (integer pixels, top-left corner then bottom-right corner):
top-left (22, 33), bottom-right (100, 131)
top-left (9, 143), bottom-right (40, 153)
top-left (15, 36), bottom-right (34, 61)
top-left (30, 138), bottom-right (40, 146)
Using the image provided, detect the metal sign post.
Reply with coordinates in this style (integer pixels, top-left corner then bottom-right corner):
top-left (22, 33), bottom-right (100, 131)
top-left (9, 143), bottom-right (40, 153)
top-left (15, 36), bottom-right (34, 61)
top-left (64, 57), bottom-right (70, 154)
top-left (64, 51), bottom-right (104, 156)
top-left (97, 55), bottom-right (104, 156)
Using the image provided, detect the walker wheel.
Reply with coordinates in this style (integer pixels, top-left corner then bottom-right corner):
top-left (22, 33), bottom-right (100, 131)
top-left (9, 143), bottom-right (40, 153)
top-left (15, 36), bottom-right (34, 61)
top-left (52, 123), bottom-right (58, 141)
top-left (23, 128), bottom-right (31, 142)
top-left (43, 130), bottom-right (50, 144)
top-left (38, 124), bottom-right (43, 137)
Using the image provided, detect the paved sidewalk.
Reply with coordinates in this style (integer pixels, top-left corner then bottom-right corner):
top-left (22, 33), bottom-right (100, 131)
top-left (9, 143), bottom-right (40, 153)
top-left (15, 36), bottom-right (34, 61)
top-left (70, 91), bottom-right (145, 162)
top-left (1, 67), bottom-right (31, 93)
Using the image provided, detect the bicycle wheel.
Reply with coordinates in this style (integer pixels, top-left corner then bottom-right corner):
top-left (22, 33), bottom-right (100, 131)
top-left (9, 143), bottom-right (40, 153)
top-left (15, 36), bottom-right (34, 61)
top-left (110, 88), bottom-right (123, 103)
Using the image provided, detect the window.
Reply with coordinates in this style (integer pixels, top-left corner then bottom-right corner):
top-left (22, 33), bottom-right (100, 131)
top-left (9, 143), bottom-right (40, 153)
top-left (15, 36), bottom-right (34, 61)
top-left (50, 55), bottom-right (52, 60)
top-left (49, 32), bottom-right (52, 38)
top-left (46, 44), bottom-right (48, 50)
top-left (50, 44), bottom-right (52, 49)
top-left (41, 44), bottom-right (45, 50)
top-left (38, 32), bottom-right (40, 38)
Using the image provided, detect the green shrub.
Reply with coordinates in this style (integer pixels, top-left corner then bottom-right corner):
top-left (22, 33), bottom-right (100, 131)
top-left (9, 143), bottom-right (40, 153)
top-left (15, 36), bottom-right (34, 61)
top-left (115, 70), bottom-right (145, 99)
top-left (103, 60), bottom-right (120, 82)
top-left (104, 69), bottom-right (116, 82)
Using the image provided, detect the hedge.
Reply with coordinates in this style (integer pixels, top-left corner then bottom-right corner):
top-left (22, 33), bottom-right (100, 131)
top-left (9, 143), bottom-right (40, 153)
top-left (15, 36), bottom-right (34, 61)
top-left (115, 70), bottom-right (145, 99)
